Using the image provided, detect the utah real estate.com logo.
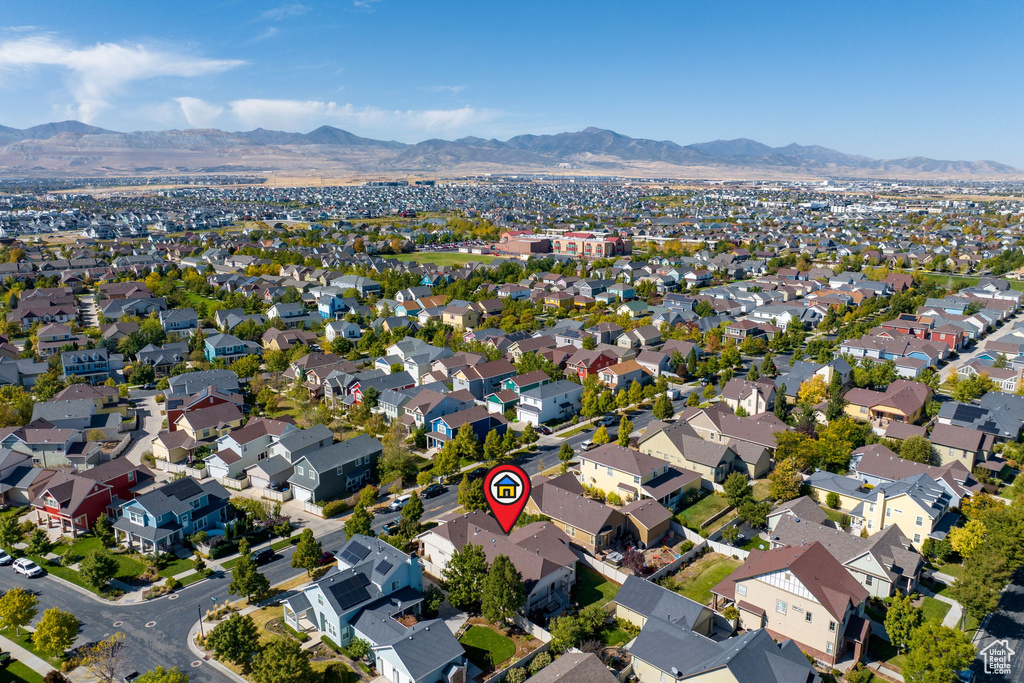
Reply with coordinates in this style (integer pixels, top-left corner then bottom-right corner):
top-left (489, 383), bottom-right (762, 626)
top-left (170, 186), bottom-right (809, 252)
top-left (980, 639), bottom-right (1015, 676)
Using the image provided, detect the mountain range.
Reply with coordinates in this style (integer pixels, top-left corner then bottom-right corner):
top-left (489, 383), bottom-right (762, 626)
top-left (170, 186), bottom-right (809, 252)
top-left (0, 121), bottom-right (1017, 180)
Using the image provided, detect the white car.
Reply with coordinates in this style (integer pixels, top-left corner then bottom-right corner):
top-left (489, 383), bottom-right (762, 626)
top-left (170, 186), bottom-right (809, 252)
top-left (12, 558), bottom-right (43, 577)
top-left (0, 550), bottom-right (11, 565)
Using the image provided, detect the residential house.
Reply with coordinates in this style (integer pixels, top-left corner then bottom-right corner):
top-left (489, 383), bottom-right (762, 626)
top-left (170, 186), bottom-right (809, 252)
top-left (597, 359), bottom-right (647, 390)
top-left (159, 308), bottom-right (198, 333)
top-left (204, 333), bottom-right (262, 363)
top-left (452, 359), bottom-right (517, 400)
top-left (137, 341), bottom-right (189, 375)
top-left (515, 380), bottom-right (584, 426)
top-left (721, 378), bottom-right (776, 415)
top-left (173, 402), bottom-right (244, 442)
top-left (426, 406), bottom-right (507, 449)
top-left (638, 421), bottom-right (753, 484)
top-left (288, 435), bottom-right (383, 503)
top-left (575, 443), bottom-right (701, 518)
top-left (61, 348), bottom-right (111, 383)
top-left (113, 477), bottom-right (231, 554)
top-left (207, 417), bottom-right (297, 480)
top-left (710, 542), bottom-right (870, 666)
top-left (614, 575), bottom-right (713, 636)
top-left (842, 380), bottom-right (932, 425)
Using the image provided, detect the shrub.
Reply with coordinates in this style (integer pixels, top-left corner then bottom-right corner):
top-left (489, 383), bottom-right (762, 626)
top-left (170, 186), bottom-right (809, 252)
top-left (321, 634), bottom-right (342, 653)
top-left (679, 540), bottom-right (694, 554)
top-left (528, 652), bottom-right (552, 674)
top-left (284, 622), bottom-right (310, 642)
top-left (321, 499), bottom-right (350, 518)
top-left (826, 492), bottom-right (840, 509)
top-left (165, 577), bottom-right (182, 591)
top-left (721, 605), bottom-right (739, 620)
top-left (505, 668), bottom-right (527, 683)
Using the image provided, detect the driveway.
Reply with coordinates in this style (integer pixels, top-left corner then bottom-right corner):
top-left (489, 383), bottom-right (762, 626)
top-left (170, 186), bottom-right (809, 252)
top-left (79, 294), bottom-right (99, 329)
top-left (123, 389), bottom-right (162, 466)
top-left (939, 313), bottom-right (1022, 382)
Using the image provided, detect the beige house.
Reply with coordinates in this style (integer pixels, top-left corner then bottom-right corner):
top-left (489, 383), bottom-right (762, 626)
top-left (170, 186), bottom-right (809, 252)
top-left (525, 473), bottom-right (626, 553)
top-left (680, 403), bottom-right (789, 459)
top-left (712, 542), bottom-right (870, 667)
top-left (441, 305), bottom-right (480, 330)
top-left (638, 420), bottom-right (753, 484)
top-left (720, 377), bottom-right (776, 415)
top-left (575, 443), bottom-right (701, 512)
top-left (929, 423), bottom-right (995, 469)
top-left (52, 383), bottom-right (127, 416)
top-left (173, 403), bottom-right (244, 442)
top-left (151, 430), bottom-right (198, 464)
top-left (614, 575), bottom-right (713, 634)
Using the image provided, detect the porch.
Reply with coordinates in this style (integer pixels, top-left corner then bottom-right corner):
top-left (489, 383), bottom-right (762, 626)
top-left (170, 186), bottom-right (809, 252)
top-left (34, 509), bottom-right (88, 538)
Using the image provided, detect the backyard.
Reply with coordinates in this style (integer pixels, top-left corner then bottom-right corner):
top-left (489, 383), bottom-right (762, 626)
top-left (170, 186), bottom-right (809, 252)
top-left (660, 553), bottom-right (742, 605)
top-left (458, 625), bottom-right (516, 672)
top-left (573, 567), bottom-right (621, 608)
top-left (674, 492), bottom-right (731, 530)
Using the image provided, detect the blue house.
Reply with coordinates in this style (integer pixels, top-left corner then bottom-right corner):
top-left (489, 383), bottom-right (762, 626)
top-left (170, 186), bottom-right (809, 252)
top-left (282, 535), bottom-right (466, 683)
top-left (317, 294), bottom-right (348, 320)
top-left (204, 333), bottom-right (261, 363)
top-left (61, 348), bottom-right (111, 383)
top-left (426, 405), bottom-right (507, 449)
top-left (112, 477), bottom-right (231, 554)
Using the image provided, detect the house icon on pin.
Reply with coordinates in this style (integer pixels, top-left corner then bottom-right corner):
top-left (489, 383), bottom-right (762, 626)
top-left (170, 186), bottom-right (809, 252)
top-left (495, 474), bottom-right (519, 500)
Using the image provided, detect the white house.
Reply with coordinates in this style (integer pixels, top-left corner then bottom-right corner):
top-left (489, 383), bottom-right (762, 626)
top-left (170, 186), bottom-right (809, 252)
top-left (515, 379), bottom-right (584, 426)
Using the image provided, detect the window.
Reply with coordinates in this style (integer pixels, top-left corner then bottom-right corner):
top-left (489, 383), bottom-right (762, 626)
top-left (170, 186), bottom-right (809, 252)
top-left (915, 516), bottom-right (923, 527)
top-left (829, 621), bottom-right (836, 632)
top-left (805, 612), bottom-right (813, 623)
top-left (913, 533), bottom-right (921, 544)
top-left (297, 466), bottom-right (304, 476)
top-left (867, 520), bottom-right (873, 530)
top-left (607, 467), bottom-right (613, 477)
top-left (776, 600), bottom-right (787, 614)
top-left (868, 503), bottom-right (874, 513)
top-left (318, 594), bottom-right (324, 606)
top-left (865, 576), bottom-right (873, 586)
top-left (191, 499), bottom-right (201, 509)
top-left (736, 584), bottom-right (747, 596)
top-left (128, 511), bottom-right (144, 525)
top-left (392, 581), bottom-right (399, 591)
top-left (634, 476), bottom-right (640, 484)
top-left (565, 526), bottom-right (575, 538)
top-left (826, 642), bottom-right (834, 655)
top-left (886, 508), bottom-right (891, 518)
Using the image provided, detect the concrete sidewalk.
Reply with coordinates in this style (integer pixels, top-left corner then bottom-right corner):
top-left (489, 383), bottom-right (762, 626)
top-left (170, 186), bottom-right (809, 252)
top-left (0, 631), bottom-right (56, 678)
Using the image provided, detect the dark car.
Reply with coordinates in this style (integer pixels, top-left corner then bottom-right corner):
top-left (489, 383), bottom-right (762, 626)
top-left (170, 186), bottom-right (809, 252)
top-left (382, 521), bottom-right (400, 535)
top-left (316, 550), bottom-right (336, 566)
top-left (422, 483), bottom-right (446, 499)
top-left (536, 425), bottom-right (552, 435)
top-left (253, 547), bottom-right (275, 565)
top-left (467, 468), bottom-right (487, 481)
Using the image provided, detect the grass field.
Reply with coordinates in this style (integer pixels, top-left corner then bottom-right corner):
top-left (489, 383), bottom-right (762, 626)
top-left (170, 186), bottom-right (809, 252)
top-left (601, 623), bottom-right (633, 646)
top-left (665, 553), bottom-right (742, 605)
top-left (740, 535), bottom-right (770, 551)
top-left (386, 252), bottom-right (498, 266)
top-left (37, 537), bottom-right (147, 595)
top-left (820, 506), bottom-right (847, 525)
top-left (927, 561), bottom-right (965, 579)
top-left (675, 492), bottom-right (731, 529)
top-left (459, 626), bottom-right (516, 670)
top-left (1, 629), bottom-right (62, 669)
top-left (158, 556), bottom-right (196, 578)
top-left (920, 596), bottom-right (952, 624)
top-left (869, 635), bottom-right (908, 672)
top-left (573, 567), bottom-right (621, 608)
top-left (1, 660), bottom-right (45, 683)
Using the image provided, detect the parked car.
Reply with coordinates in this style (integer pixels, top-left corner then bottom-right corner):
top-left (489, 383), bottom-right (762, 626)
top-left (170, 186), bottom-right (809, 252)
top-left (382, 521), bottom-right (400, 535)
top-left (596, 416), bottom-right (616, 427)
top-left (12, 558), bottom-right (43, 577)
top-left (253, 547), bottom-right (275, 565)
top-left (316, 551), bottom-right (336, 567)
top-left (0, 550), bottom-right (12, 566)
top-left (467, 468), bottom-right (487, 481)
top-left (422, 483), bottom-right (446, 499)
top-left (536, 425), bottom-right (552, 435)
top-left (580, 440), bottom-right (595, 451)
top-left (388, 494), bottom-right (412, 512)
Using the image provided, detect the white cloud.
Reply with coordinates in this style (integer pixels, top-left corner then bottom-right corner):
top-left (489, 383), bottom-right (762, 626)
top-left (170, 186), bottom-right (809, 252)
top-left (174, 97), bottom-right (225, 128)
top-left (229, 98), bottom-right (499, 136)
top-left (260, 2), bottom-right (308, 20)
top-left (352, 0), bottom-right (383, 11)
top-left (0, 34), bottom-right (244, 122)
top-left (248, 27), bottom-right (280, 43)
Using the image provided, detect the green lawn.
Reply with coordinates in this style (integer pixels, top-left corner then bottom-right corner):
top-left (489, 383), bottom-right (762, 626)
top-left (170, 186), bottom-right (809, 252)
top-left (868, 635), bottom-right (908, 672)
top-left (271, 535), bottom-right (300, 551)
top-left (1, 660), bottom-right (45, 683)
top-left (671, 555), bottom-right (743, 605)
top-left (1, 629), bottom-right (62, 669)
top-left (158, 556), bottom-right (196, 578)
top-left (920, 596), bottom-right (951, 624)
top-left (819, 506), bottom-right (846, 525)
top-left (458, 626), bottom-right (516, 670)
top-left (740, 535), bottom-right (769, 551)
top-left (386, 252), bottom-right (498, 266)
top-left (675, 492), bottom-right (731, 529)
top-left (601, 624), bottom-right (632, 646)
top-left (31, 539), bottom-right (146, 595)
top-left (920, 576), bottom-right (952, 598)
top-left (751, 480), bottom-right (771, 501)
top-left (573, 567), bottom-right (621, 608)
top-left (927, 561), bottom-right (965, 579)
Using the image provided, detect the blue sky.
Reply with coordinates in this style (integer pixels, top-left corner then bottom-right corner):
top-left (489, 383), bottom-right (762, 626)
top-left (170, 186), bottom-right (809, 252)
top-left (0, 0), bottom-right (1022, 164)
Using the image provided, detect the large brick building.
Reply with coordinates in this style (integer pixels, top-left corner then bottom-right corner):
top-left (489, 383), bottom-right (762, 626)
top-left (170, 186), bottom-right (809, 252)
top-left (552, 232), bottom-right (630, 259)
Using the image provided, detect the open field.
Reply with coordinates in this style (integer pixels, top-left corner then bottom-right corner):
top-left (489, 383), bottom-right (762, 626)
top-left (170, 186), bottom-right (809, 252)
top-left (385, 252), bottom-right (499, 266)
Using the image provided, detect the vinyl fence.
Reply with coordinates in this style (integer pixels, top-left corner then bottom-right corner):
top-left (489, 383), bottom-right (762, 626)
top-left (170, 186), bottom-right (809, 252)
top-left (571, 547), bottom-right (631, 584)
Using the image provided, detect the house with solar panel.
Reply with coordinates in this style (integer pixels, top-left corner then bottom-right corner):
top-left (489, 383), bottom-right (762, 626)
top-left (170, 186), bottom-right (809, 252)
top-left (282, 534), bottom-right (466, 683)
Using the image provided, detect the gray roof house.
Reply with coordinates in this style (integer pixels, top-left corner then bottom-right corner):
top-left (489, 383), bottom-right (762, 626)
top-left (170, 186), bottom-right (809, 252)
top-left (288, 434), bottom-right (383, 503)
top-left (613, 575), bottom-right (714, 635)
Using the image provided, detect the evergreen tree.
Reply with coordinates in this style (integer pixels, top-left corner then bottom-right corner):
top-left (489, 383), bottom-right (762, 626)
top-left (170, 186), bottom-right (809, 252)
top-left (228, 544), bottom-right (270, 601)
top-left (618, 416), bottom-right (633, 446)
top-left (774, 384), bottom-right (788, 420)
top-left (345, 503), bottom-right (375, 540)
top-left (291, 528), bottom-right (322, 576)
top-left (457, 474), bottom-right (487, 511)
top-left (483, 429), bottom-right (503, 463)
top-left (652, 393), bottom-right (674, 420)
top-left (399, 492), bottom-right (424, 537)
top-left (442, 543), bottom-right (488, 610)
top-left (481, 555), bottom-right (527, 627)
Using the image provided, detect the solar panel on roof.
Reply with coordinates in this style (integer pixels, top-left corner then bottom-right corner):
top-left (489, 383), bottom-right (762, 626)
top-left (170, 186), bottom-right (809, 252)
top-left (374, 559), bottom-right (393, 575)
top-left (331, 574), bottom-right (372, 610)
top-left (339, 541), bottom-right (370, 565)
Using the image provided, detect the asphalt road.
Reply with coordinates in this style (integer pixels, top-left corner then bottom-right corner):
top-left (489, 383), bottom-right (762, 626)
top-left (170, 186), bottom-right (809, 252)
top-left (0, 524), bottom-right (352, 682)
top-left (972, 574), bottom-right (1024, 682)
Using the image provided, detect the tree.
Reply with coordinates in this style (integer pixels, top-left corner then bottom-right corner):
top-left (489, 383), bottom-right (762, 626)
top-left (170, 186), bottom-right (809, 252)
top-left (94, 512), bottom-right (115, 548)
top-left (135, 667), bottom-right (190, 683)
top-left (442, 543), bottom-right (488, 610)
top-left (774, 384), bottom-right (788, 420)
top-left (617, 415), bottom-right (633, 446)
top-left (825, 372), bottom-right (846, 422)
top-left (768, 456), bottom-right (802, 502)
top-left (250, 637), bottom-right (315, 683)
top-left (884, 593), bottom-right (922, 652)
top-left (206, 613), bottom-right (260, 664)
top-left (797, 376), bottom-right (827, 406)
top-left (230, 355), bottom-right (263, 380)
top-left (291, 528), bottom-right (322, 576)
top-left (481, 555), bottom-right (527, 627)
top-left (263, 349), bottom-right (289, 373)
top-left (128, 364), bottom-right (155, 386)
top-left (952, 548), bottom-right (1008, 620)
top-left (826, 492), bottom-right (840, 510)
top-left (900, 436), bottom-right (934, 465)
top-left (0, 515), bottom-right (25, 549)
top-left (0, 587), bottom-right (37, 635)
top-left (702, 383), bottom-right (716, 400)
top-left (228, 549), bottom-right (270, 601)
top-left (399, 492), bottom-right (424, 537)
top-left (33, 607), bottom-right (80, 658)
top-left (433, 442), bottom-right (460, 481)
top-left (44, 672), bottom-right (71, 683)
top-left (948, 519), bottom-right (985, 561)
top-left (558, 442), bottom-right (574, 466)
top-left (737, 499), bottom-right (770, 528)
top-left (483, 429), bottom-right (503, 464)
top-left (582, 335), bottom-right (596, 350)
top-left (652, 394), bottom-right (674, 420)
top-left (722, 525), bottom-right (741, 544)
top-left (902, 623), bottom-right (975, 683)
top-left (593, 425), bottom-right (610, 445)
top-left (79, 550), bottom-right (119, 590)
top-left (628, 380), bottom-right (643, 405)
top-left (344, 637), bottom-right (371, 661)
top-left (458, 474), bottom-right (487, 511)
top-left (520, 422), bottom-right (538, 445)
top-left (26, 528), bottom-right (51, 555)
top-left (80, 631), bottom-right (130, 683)
top-left (345, 503), bottom-right (374, 540)
top-left (722, 472), bottom-right (752, 507)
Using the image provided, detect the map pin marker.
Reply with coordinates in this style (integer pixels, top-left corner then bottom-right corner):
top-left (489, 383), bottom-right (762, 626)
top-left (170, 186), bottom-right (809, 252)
top-left (483, 464), bottom-right (531, 534)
